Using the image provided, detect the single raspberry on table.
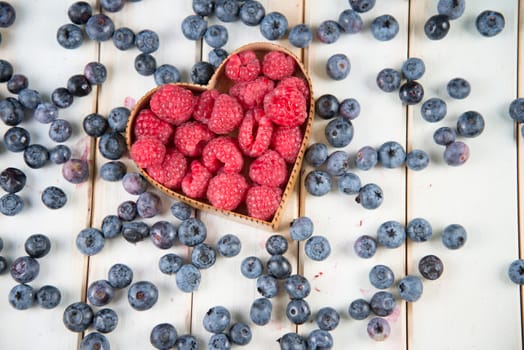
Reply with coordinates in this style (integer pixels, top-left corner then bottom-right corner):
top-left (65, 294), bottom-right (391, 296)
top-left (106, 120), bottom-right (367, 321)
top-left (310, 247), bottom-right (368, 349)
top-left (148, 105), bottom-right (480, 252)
top-left (249, 150), bottom-right (287, 187)
top-left (173, 121), bottom-right (215, 157)
top-left (262, 51), bottom-right (296, 80)
top-left (230, 76), bottom-right (274, 110)
top-left (147, 148), bottom-right (187, 190)
top-left (264, 85), bottom-right (307, 127)
top-left (181, 160), bottom-right (212, 199)
top-left (193, 89), bottom-right (219, 124)
top-left (238, 110), bottom-right (273, 158)
top-left (133, 109), bottom-right (174, 144)
top-left (206, 172), bottom-right (249, 211)
top-left (150, 84), bottom-right (194, 125)
top-left (271, 125), bottom-right (303, 163)
top-left (202, 136), bottom-right (244, 173)
top-left (208, 93), bottom-right (244, 134)
top-left (245, 185), bottom-right (282, 220)
top-left (225, 50), bottom-right (261, 82)
top-left (130, 137), bottom-right (166, 168)
top-left (278, 76), bottom-right (310, 100)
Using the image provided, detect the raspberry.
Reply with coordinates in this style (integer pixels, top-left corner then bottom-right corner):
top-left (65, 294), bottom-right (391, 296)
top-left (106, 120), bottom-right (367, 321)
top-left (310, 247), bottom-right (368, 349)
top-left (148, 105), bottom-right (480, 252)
top-left (149, 84), bottom-right (194, 125)
top-left (130, 137), bottom-right (166, 168)
top-left (208, 93), bottom-right (244, 134)
top-left (206, 172), bottom-right (249, 211)
top-left (249, 150), bottom-right (287, 187)
top-left (173, 121), bottom-right (215, 157)
top-left (271, 126), bottom-right (303, 163)
top-left (147, 148), bottom-right (187, 189)
top-left (245, 185), bottom-right (282, 220)
top-left (262, 51), bottom-right (296, 80)
top-left (225, 50), bottom-right (261, 82)
top-left (264, 85), bottom-right (307, 127)
top-left (133, 109), bottom-right (174, 144)
top-left (193, 89), bottom-right (219, 124)
top-left (278, 76), bottom-right (310, 100)
top-left (202, 136), bottom-right (244, 173)
top-left (230, 76), bottom-right (274, 109)
top-left (181, 160), bottom-right (212, 199)
top-left (238, 110), bottom-right (273, 157)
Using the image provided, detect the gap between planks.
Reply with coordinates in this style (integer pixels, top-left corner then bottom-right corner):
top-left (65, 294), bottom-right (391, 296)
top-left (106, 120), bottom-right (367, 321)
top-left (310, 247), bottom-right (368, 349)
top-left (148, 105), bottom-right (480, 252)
top-left (518, 0), bottom-right (524, 345)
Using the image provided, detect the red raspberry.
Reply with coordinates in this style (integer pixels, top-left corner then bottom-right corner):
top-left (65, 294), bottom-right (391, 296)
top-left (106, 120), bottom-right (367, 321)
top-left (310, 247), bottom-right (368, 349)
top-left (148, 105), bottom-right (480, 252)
top-left (264, 85), bottom-right (307, 127)
top-left (206, 172), bottom-right (249, 211)
top-left (249, 150), bottom-right (287, 187)
top-left (238, 110), bottom-right (273, 157)
top-left (230, 77), bottom-right (274, 110)
top-left (173, 121), bottom-right (215, 157)
top-left (193, 89), bottom-right (219, 124)
top-left (262, 51), bottom-right (296, 80)
top-left (208, 93), bottom-right (244, 134)
top-left (271, 126), bottom-right (303, 163)
top-left (130, 137), bottom-right (166, 168)
top-left (278, 76), bottom-right (310, 100)
top-left (245, 185), bottom-right (282, 220)
top-left (181, 160), bottom-right (212, 199)
top-left (150, 84), bottom-right (194, 125)
top-left (225, 50), bottom-right (261, 82)
top-left (133, 109), bottom-right (174, 144)
top-left (202, 136), bottom-right (244, 173)
top-left (147, 148), bottom-right (187, 189)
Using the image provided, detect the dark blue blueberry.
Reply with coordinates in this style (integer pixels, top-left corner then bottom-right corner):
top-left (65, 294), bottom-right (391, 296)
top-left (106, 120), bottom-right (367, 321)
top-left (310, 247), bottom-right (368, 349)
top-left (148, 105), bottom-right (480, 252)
top-left (371, 15), bottom-right (399, 41)
top-left (289, 23), bottom-right (313, 48)
top-left (442, 224), bottom-right (467, 249)
top-left (325, 117), bottom-right (353, 147)
top-left (260, 12), bottom-right (288, 40)
top-left (122, 172), bottom-right (148, 195)
top-left (134, 53), bottom-right (157, 76)
top-left (118, 200), bottom-right (137, 221)
top-left (100, 0), bottom-right (125, 12)
top-left (401, 57), bottom-right (425, 80)
top-left (0, 256), bottom-right (7, 274)
top-left (80, 332), bottom-right (110, 350)
top-left (278, 333), bottom-right (307, 350)
top-left (369, 264), bottom-right (395, 289)
top-left (35, 285), bottom-right (61, 309)
top-left (304, 142), bottom-right (328, 167)
top-left (353, 235), bottom-right (377, 259)
top-left (0, 167), bottom-right (26, 193)
top-left (215, 0), bottom-right (239, 22)
top-left (98, 132), bottom-right (126, 160)
top-left (83, 113), bottom-right (107, 137)
top-left (377, 220), bottom-right (405, 248)
top-left (182, 15), bottom-right (207, 40)
top-left (135, 29), bottom-right (159, 54)
top-left (240, 256), bottom-right (263, 279)
top-left (193, 0), bottom-right (214, 17)
top-left (326, 150), bottom-right (350, 176)
top-left (286, 299), bottom-right (311, 325)
top-left (229, 322), bottom-right (251, 346)
top-left (108, 263), bottom-right (133, 288)
top-left (508, 259), bottom-right (524, 285)
top-left (305, 235), bottom-right (331, 261)
top-left (406, 149), bottom-right (430, 171)
top-left (93, 308), bottom-right (118, 333)
top-left (339, 98), bottom-right (360, 120)
top-left (370, 291), bottom-right (396, 317)
top-left (18, 88), bottom-right (41, 109)
top-left (25, 233), bottom-right (51, 258)
top-left (256, 274), bottom-right (279, 298)
top-left (107, 106), bottom-right (130, 132)
top-left (438, 0), bottom-right (465, 20)
top-left (87, 279), bottom-right (114, 307)
top-left (421, 97), bottom-right (447, 122)
top-left (150, 221), bottom-right (177, 249)
top-left (101, 215), bottom-right (122, 239)
top-left (22, 144), bottom-right (49, 167)
top-left (284, 274), bottom-right (310, 299)
top-left (316, 307), bottom-right (340, 331)
top-left (424, 14), bottom-right (450, 40)
top-left (378, 141), bottom-right (406, 168)
top-left (56, 24), bottom-right (84, 49)
top-left (304, 170), bottom-right (332, 196)
top-left (204, 24), bottom-right (228, 48)
top-left (86, 14), bottom-right (114, 41)
top-left (136, 191), bottom-right (161, 218)
top-left (68, 1), bottom-right (92, 25)
top-left (476, 10), bottom-right (505, 37)
top-left (338, 9), bottom-right (363, 34)
top-left (376, 68), bottom-right (401, 92)
top-left (62, 159), bottom-right (89, 184)
top-left (367, 317), bottom-right (391, 341)
top-left (0, 1), bottom-right (16, 27)
top-left (67, 74), bottom-right (92, 97)
top-left (317, 20), bottom-right (341, 44)
top-left (326, 53), bottom-right (350, 80)
top-left (4, 126), bottom-right (30, 152)
top-left (418, 254), bottom-right (444, 280)
top-left (267, 254), bottom-right (292, 279)
top-left (7, 74), bottom-right (28, 94)
top-left (457, 110), bottom-right (484, 138)
top-left (216, 234), bottom-right (241, 257)
top-left (34, 102), bottom-right (59, 124)
top-left (8, 284), bottom-right (34, 310)
top-left (315, 94), bottom-right (339, 120)
top-left (51, 87), bottom-right (74, 109)
top-left (0, 59), bottom-right (13, 82)
top-left (250, 297), bottom-right (272, 325)
top-left (176, 335), bottom-right (199, 350)
top-left (191, 242), bottom-right (217, 269)
top-left (203, 305), bottom-right (231, 333)
top-left (356, 183), bottom-right (383, 209)
top-left (447, 77), bottom-right (470, 99)
top-left (84, 62), bottom-right (107, 85)
top-left (127, 281), bottom-right (158, 311)
top-left (100, 161), bottom-right (126, 182)
top-left (112, 27), bottom-right (135, 50)
top-left (509, 98), bottom-right (524, 122)
top-left (0, 193), bottom-right (23, 215)
top-left (398, 275), bottom-right (423, 302)
top-left (0, 97), bottom-right (24, 126)
top-left (406, 217), bottom-right (432, 242)
top-left (150, 323), bottom-right (177, 349)
top-left (443, 141), bottom-right (469, 166)
top-left (265, 234), bottom-right (288, 255)
top-left (63, 302), bottom-right (94, 332)
top-left (239, 0), bottom-right (265, 26)
top-left (208, 333), bottom-right (231, 350)
top-left (209, 48), bottom-right (228, 68)
top-left (349, 0), bottom-right (376, 13)
top-left (154, 64), bottom-right (181, 85)
top-left (399, 81), bottom-right (424, 105)
top-left (178, 217), bottom-right (207, 246)
top-left (290, 216), bottom-right (314, 241)
top-left (190, 61), bottom-right (215, 85)
top-left (307, 329), bottom-right (333, 349)
top-left (355, 146), bottom-right (378, 170)
top-left (433, 126), bottom-right (456, 146)
top-left (176, 264), bottom-right (201, 292)
top-left (121, 221), bottom-right (150, 243)
top-left (159, 253), bottom-right (184, 275)
top-left (170, 201), bottom-right (192, 220)
top-left (76, 228), bottom-right (105, 256)
top-left (10, 256), bottom-right (40, 283)
top-left (348, 298), bottom-right (371, 320)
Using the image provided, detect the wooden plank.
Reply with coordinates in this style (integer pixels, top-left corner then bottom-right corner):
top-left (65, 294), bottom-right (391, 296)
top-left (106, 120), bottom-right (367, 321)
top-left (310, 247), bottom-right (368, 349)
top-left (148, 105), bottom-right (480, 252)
top-left (408, 1), bottom-right (521, 349)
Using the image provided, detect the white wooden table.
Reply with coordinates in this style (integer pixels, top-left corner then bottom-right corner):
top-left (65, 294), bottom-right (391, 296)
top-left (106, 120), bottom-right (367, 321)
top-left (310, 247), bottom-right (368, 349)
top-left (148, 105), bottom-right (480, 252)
top-left (0, 0), bottom-right (522, 349)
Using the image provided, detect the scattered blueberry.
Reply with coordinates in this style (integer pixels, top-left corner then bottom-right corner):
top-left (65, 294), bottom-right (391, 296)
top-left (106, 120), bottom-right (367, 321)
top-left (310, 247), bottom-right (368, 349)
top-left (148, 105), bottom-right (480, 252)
top-left (278, 333), bottom-right (307, 350)
top-left (86, 14), bottom-right (115, 41)
top-left (284, 274), bottom-right (311, 299)
top-left (239, 0), bottom-right (265, 26)
top-left (76, 228), bottom-right (105, 256)
top-left (353, 235), bottom-right (377, 259)
top-left (127, 281), bottom-right (158, 311)
top-left (325, 117), bottom-right (353, 147)
top-left (49, 119), bottom-right (73, 143)
top-left (406, 149), bottom-right (430, 171)
top-left (0, 193), bottom-right (24, 216)
top-left (176, 264), bottom-right (201, 292)
top-left (356, 183), bottom-right (383, 209)
top-left (0, 167), bottom-right (26, 193)
top-left (406, 217), bottom-right (432, 242)
top-left (118, 200), bottom-right (137, 221)
top-left (508, 259), bottom-right (524, 285)
top-left (509, 98), bottom-right (524, 122)
top-left (121, 221), bottom-right (150, 243)
top-left (107, 263), bottom-right (133, 289)
top-left (150, 323), bottom-right (178, 349)
top-left (304, 143), bottom-right (328, 167)
top-left (447, 77), bottom-right (470, 99)
top-left (369, 264), bottom-right (395, 289)
top-left (0, 1), bottom-right (16, 28)
top-left (135, 29), bottom-right (159, 54)
top-left (315, 307), bottom-right (340, 331)
top-left (7, 74), bottom-right (28, 94)
top-left (442, 223), bottom-right (467, 249)
top-left (68, 1), bottom-right (92, 25)
top-left (339, 98), bottom-right (360, 120)
top-left (62, 159), bottom-right (89, 184)
top-left (41, 186), bottom-right (67, 210)
top-left (4, 126), bottom-right (30, 152)
top-left (443, 141), bottom-right (470, 166)
top-left (216, 234), bottom-right (241, 257)
top-left (112, 27), bottom-right (135, 50)
top-left (178, 217), bottom-right (207, 247)
top-left (259, 12), bottom-right (288, 40)
top-left (377, 220), bottom-right (406, 248)
top-left (315, 94), bottom-right (339, 120)
top-left (87, 279), bottom-right (114, 307)
top-left (63, 302), bottom-right (94, 332)
top-left (208, 333), bottom-right (231, 350)
top-left (349, 0), bottom-right (376, 13)
top-left (337, 172), bottom-right (361, 195)
top-left (338, 9), bottom-right (363, 34)
top-left (256, 274), bottom-right (279, 298)
top-left (190, 61), bottom-right (215, 85)
top-left (424, 14), bottom-right (450, 40)
top-left (305, 235), bottom-right (331, 261)
top-left (191, 242), bottom-right (217, 269)
top-left (317, 20), bottom-right (341, 44)
top-left (18, 88), bottom-right (41, 109)
top-left (100, 161), bottom-right (126, 182)
top-left (159, 253), bottom-right (184, 275)
top-left (208, 48), bottom-right (229, 68)
top-left (371, 14), bottom-right (399, 41)
top-left (10, 256), bottom-right (40, 283)
top-left (0, 59), bottom-right (13, 82)
top-left (476, 10), bottom-right (505, 37)
top-left (286, 299), bottom-right (311, 325)
top-left (398, 275), bottom-right (423, 302)
top-left (241, 256), bottom-right (263, 279)
top-left (348, 298), bottom-right (371, 320)
top-left (378, 141), bottom-right (406, 168)
top-left (326, 53), bottom-right (350, 80)
top-left (51, 87), bottom-right (74, 109)
top-left (122, 172), bottom-right (148, 195)
top-left (307, 329), bottom-right (333, 350)
top-left (93, 308), bottom-right (118, 333)
top-left (136, 191), bottom-right (162, 218)
top-left (399, 80), bottom-right (424, 105)
top-left (355, 146), bottom-right (378, 171)
top-left (67, 74), bottom-right (92, 97)
top-left (304, 170), bottom-right (332, 196)
top-left (215, 0), bottom-right (239, 22)
top-left (150, 221), bottom-right (177, 249)
top-left (34, 102), bottom-right (59, 124)
top-left (418, 254), bottom-right (444, 280)
top-left (193, 0), bottom-right (214, 17)
top-left (402, 57), bottom-right (425, 80)
top-left (421, 97), bottom-right (447, 123)
top-left (326, 150), bottom-right (350, 176)
top-left (456, 110), bottom-right (484, 138)
top-left (265, 234), bottom-right (288, 255)
top-left (134, 53), bottom-right (157, 76)
top-left (204, 24), bottom-right (228, 48)
top-left (438, 0), bottom-right (465, 20)
top-left (98, 132), bottom-right (126, 160)
top-left (229, 322), bottom-right (252, 346)
top-left (25, 233), bottom-right (51, 258)
top-left (367, 317), bottom-right (390, 341)
top-left (376, 68), bottom-right (401, 92)
top-left (100, 0), bottom-right (126, 12)
top-left (79, 332), bottom-right (110, 350)
top-left (176, 335), bottom-right (200, 350)
top-left (0, 97), bottom-right (25, 126)
top-left (288, 24), bottom-right (313, 48)
top-left (35, 285), bottom-right (61, 309)
top-left (250, 297), bottom-right (272, 325)
top-left (267, 254), bottom-right (292, 279)
top-left (370, 291), bottom-right (396, 317)
top-left (56, 24), bottom-right (84, 49)
top-left (154, 64), bottom-right (181, 85)
top-left (203, 305), bottom-right (231, 334)
top-left (8, 284), bottom-right (35, 310)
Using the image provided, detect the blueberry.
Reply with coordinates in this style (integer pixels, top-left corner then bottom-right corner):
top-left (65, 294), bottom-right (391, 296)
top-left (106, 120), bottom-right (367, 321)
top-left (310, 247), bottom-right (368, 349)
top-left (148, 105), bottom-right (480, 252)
top-left (134, 53), bottom-right (157, 76)
top-left (305, 143), bottom-right (328, 167)
top-left (100, 0), bottom-right (125, 12)
top-left (68, 1), bottom-right (92, 25)
top-left (178, 217), bottom-right (207, 246)
top-left (49, 119), bottom-right (73, 143)
top-left (106, 106), bottom-right (129, 132)
top-left (0, 1), bottom-right (16, 27)
top-left (260, 12), bottom-right (288, 40)
top-left (208, 48), bottom-right (228, 68)
top-left (216, 234), bottom-right (241, 257)
top-left (240, 256), bottom-right (263, 279)
top-left (305, 235), bottom-right (331, 261)
top-left (159, 253), bottom-right (183, 275)
top-left (193, 0), bottom-right (214, 17)
top-left (107, 263), bottom-right (133, 288)
top-left (369, 264), bottom-right (395, 289)
top-left (0, 256), bottom-right (7, 274)
top-left (338, 9), bottom-right (363, 34)
top-left (349, 0), bottom-right (376, 13)
top-left (278, 333), bottom-right (307, 350)
top-left (356, 183), bottom-right (383, 209)
top-left (0, 97), bottom-right (24, 126)
top-left (267, 254), bottom-right (292, 279)
top-left (204, 24), bottom-right (228, 48)
top-left (41, 185), bottom-right (67, 210)
top-left (355, 146), bottom-right (378, 170)
top-left (406, 217), bottom-right (432, 242)
top-left (181, 15), bottom-right (207, 41)
top-left (100, 161), bottom-right (126, 182)
top-left (325, 117), bottom-right (354, 147)
top-left (34, 102), bottom-right (59, 124)
top-left (56, 24), bottom-right (84, 49)
top-left (424, 14), bottom-right (450, 40)
top-left (509, 98), bottom-right (524, 122)
top-left (128, 281), bottom-right (158, 311)
top-left (406, 149), bottom-right (430, 171)
top-left (476, 10), bottom-right (505, 37)
top-left (24, 144), bottom-right (49, 168)
top-left (93, 308), bottom-right (118, 333)
top-left (353, 235), bottom-right (377, 259)
top-left (0, 193), bottom-right (24, 216)
top-left (378, 141), bottom-right (406, 168)
top-left (51, 87), bottom-right (74, 108)
top-left (118, 200), bottom-right (137, 222)
top-left (76, 228), bottom-right (105, 256)
top-left (67, 74), bottom-right (92, 97)
top-left (457, 110), bottom-right (484, 138)
top-left (442, 223), bottom-right (467, 249)
top-left (135, 29), bottom-right (159, 54)
top-left (372, 14), bottom-right (399, 41)
top-left (8, 284), bottom-right (34, 310)
top-left (315, 94), bottom-right (339, 120)
top-left (377, 220), bottom-right (406, 248)
top-left (84, 62), bottom-right (107, 85)
top-left (326, 53), bottom-right (350, 80)
top-left (398, 275), bottom-right (423, 302)
top-left (208, 333), bottom-right (231, 350)
top-left (154, 64), bottom-right (181, 86)
top-left (288, 217), bottom-right (314, 242)
top-left (7, 74), bottom-right (28, 94)
top-left (192, 243), bottom-right (216, 269)
top-left (266, 234), bottom-right (288, 255)
top-left (63, 302), bottom-right (94, 332)
top-left (25, 233), bottom-right (51, 258)
top-left (176, 335), bottom-right (199, 350)
top-left (35, 285), bottom-right (61, 309)
top-left (286, 299), bottom-right (311, 325)
top-left (447, 77), bottom-right (471, 99)
top-left (337, 172), bottom-right (361, 196)
top-left (370, 291), bottom-right (396, 317)
top-left (250, 297), bottom-right (272, 325)
top-left (80, 332), bottom-right (110, 350)
top-left (376, 68), bottom-right (401, 92)
top-left (256, 274), bottom-right (279, 298)
top-left (136, 191), bottom-right (161, 218)
top-left (307, 329), bottom-right (333, 350)
top-left (443, 141), bottom-right (469, 166)
top-left (87, 280), bottom-right (114, 307)
top-left (317, 20), bottom-right (341, 44)
top-left (228, 322), bottom-right (251, 346)
top-left (18, 88), bottom-right (41, 110)
top-left (150, 323), bottom-right (178, 349)
top-left (399, 81), bottom-right (424, 105)
top-left (289, 23), bottom-right (313, 48)
top-left (122, 172), bottom-right (148, 195)
top-left (348, 298), bottom-right (371, 320)
top-left (367, 317), bottom-right (390, 341)
top-left (421, 97), bottom-right (447, 123)
top-left (176, 264), bottom-right (201, 292)
top-left (121, 221), bottom-right (150, 243)
top-left (86, 14), bottom-right (114, 41)
top-left (204, 306), bottom-right (231, 333)
top-left (438, 0), bottom-right (465, 20)
top-left (190, 61), bottom-right (215, 85)
top-left (170, 201), bottom-right (192, 220)
top-left (62, 159), bottom-right (89, 184)
top-left (112, 27), bottom-right (135, 50)
top-left (315, 307), bottom-right (340, 331)
top-left (339, 98), bottom-right (360, 120)
top-left (238, 1), bottom-right (265, 26)
top-left (418, 254), bottom-right (444, 280)
top-left (98, 132), bottom-right (126, 160)
top-left (326, 150), bottom-right (350, 176)
top-left (149, 221), bottom-right (177, 249)
top-left (0, 167), bottom-right (26, 193)
top-left (10, 256), bottom-right (39, 283)
top-left (284, 274), bottom-right (311, 299)
top-left (508, 259), bottom-right (524, 284)
top-left (215, 0), bottom-right (239, 22)
top-left (304, 170), bottom-right (332, 196)
top-left (4, 126), bottom-right (30, 152)
top-left (0, 59), bottom-right (13, 82)
top-left (402, 57), bottom-right (425, 80)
